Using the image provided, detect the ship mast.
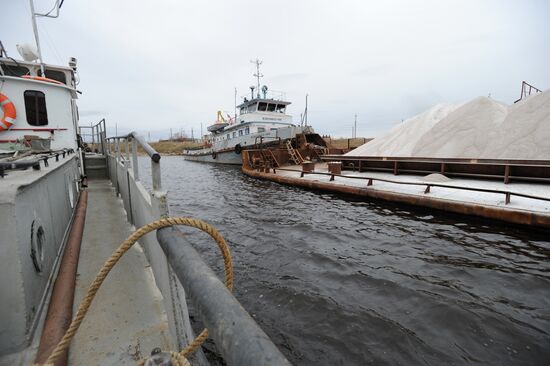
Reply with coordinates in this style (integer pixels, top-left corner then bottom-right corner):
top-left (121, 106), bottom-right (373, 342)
top-left (250, 58), bottom-right (263, 99)
top-left (29, 0), bottom-right (64, 76)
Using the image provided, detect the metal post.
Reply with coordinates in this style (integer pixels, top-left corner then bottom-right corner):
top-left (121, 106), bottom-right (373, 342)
top-left (125, 138), bottom-right (130, 165)
top-left (152, 160), bottom-right (162, 191)
top-left (132, 138), bottom-right (139, 181)
top-left (28, 0), bottom-right (46, 76)
top-left (115, 138), bottom-right (120, 161)
top-left (91, 124), bottom-right (95, 147)
top-left (157, 228), bottom-right (291, 366)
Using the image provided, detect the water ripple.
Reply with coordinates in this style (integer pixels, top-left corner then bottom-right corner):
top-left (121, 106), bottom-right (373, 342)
top-left (140, 157), bottom-right (550, 365)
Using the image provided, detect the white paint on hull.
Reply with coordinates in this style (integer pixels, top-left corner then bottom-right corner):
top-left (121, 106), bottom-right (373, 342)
top-left (183, 150), bottom-right (243, 165)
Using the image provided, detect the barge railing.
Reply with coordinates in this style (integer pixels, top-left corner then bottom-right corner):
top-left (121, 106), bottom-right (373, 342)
top-left (105, 133), bottom-right (290, 365)
top-left (320, 155), bottom-right (550, 184)
top-left (272, 167), bottom-right (550, 206)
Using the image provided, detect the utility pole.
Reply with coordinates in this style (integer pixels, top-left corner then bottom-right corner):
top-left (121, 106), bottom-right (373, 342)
top-left (148, 132), bottom-right (151, 142)
top-left (354, 114), bottom-right (357, 138)
top-left (200, 123), bottom-right (203, 139)
top-left (170, 128), bottom-right (173, 141)
top-left (305, 94), bottom-right (308, 126)
top-left (191, 128), bottom-right (194, 140)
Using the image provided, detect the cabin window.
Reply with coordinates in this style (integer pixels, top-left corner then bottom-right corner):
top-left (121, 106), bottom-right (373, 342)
top-left (245, 127), bottom-right (250, 135)
top-left (2, 65), bottom-right (29, 77)
top-left (267, 104), bottom-right (276, 112)
top-left (248, 103), bottom-right (257, 112)
top-left (240, 107), bottom-right (247, 114)
top-left (258, 102), bottom-right (268, 111)
top-left (24, 90), bottom-right (48, 126)
top-left (38, 69), bottom-right (67, 84)
top-left (257, 127), bottom-right (265, 133)
top-left (270, 128), bottom-right (277, 131)
top-left (227, 133), bottom-right (230, 140)
top-left (239, 130), bottom-right (243, 136)
top-left (276, 104), bottom-right (286, 113)
top-left (232, 132), bottom-right (237, 138)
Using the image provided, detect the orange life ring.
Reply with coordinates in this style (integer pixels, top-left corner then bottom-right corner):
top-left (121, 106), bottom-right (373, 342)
top-left (0, 93), bottom-right (16, 131)
top-left (21, 75), bottom-right (64, 85)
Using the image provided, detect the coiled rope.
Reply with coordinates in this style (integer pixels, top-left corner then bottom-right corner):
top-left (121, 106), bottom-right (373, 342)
top-left (39, 217), bottom-right (233, 366)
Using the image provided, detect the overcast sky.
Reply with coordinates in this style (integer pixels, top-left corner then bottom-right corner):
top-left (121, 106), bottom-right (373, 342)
top-left (4, 0), bottom-right (550, 139)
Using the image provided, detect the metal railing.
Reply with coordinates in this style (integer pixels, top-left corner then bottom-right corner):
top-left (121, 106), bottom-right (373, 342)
top-left (272, 167), bottom-right (550, 206)
top-left (78, 119), bottom-right (106, 154)
top-left (320, 155), bottom-right (550, 184)
top-left (104, 132), bottom-right (290, 365)
top-left (0, 148), bottom-right (75, 177)
top-left (515, 81), bottom-right (542, 103)
top-left (106, 132), bottom-right (161, 190)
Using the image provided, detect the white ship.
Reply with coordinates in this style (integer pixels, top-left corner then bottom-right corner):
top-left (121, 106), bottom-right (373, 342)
top-left (183, 60), bottom-right (314, 165)
top-left (0, 4), bottom-right (289, 365)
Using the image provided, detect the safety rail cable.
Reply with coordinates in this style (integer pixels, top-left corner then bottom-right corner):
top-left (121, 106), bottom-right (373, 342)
top-left (272, 167), bottom-right (550, 205)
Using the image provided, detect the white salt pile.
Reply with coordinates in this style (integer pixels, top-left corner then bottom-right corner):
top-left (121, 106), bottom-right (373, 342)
top-left (481, 90), bottom-right (550, 160)
top-left (347, 89), bottom-right (550, 160)
top-left (412, 97), bottom-right (508, 158)
top-left (347, 103), bottom-right (459, 157)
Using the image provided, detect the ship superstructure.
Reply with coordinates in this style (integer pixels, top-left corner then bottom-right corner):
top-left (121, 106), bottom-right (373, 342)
top-left (0, 5), bottom-right (291, 366)
top-left (183, 60), bottom-right (313, 164)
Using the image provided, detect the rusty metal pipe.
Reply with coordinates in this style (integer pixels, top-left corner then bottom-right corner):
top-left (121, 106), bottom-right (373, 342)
top-left (35, 190), bottom-right (88, 366)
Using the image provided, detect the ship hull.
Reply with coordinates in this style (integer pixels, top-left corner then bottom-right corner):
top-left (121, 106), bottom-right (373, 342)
top-left (0, 154), bottom-right (80, 357)
top-left (183, 150), bottom-right (242, 165)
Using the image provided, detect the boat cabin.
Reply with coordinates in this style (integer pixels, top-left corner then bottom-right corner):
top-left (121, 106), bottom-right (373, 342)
top-left (236, 98), bottom-right (292, 125)
top-left (0, 57), bottom-right (79, 151)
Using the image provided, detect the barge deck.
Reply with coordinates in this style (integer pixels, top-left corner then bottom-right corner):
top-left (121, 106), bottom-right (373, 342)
top-left (242, 162), bottom-right (550, 228)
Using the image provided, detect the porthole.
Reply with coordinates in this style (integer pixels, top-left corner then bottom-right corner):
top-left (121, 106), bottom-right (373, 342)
top-left (30, 220), bottom-right (45, 273)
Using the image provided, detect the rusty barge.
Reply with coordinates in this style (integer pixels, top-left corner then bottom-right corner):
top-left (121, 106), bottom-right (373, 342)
top-left (241, 140), bottom-right (550, 229)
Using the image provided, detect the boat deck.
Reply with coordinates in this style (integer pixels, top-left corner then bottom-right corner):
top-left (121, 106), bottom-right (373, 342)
top-left (69, 180), bottom-right (172, 365)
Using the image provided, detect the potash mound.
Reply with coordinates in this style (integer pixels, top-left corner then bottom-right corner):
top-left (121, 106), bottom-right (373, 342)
top-left (347, 90), bottom-right (550, 160)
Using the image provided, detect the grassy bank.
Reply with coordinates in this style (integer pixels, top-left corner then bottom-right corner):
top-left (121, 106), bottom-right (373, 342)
top-left (324, 137), bottom-right (372, 149)
top-left (116, 137), bottom-right (372, 155)
top-left (147, 141), bottom-right (203, 155)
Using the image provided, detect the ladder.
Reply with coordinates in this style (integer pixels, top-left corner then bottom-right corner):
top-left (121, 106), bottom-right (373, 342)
top-left (259, 149), bottom-right (278, 169)
top-left (285, 140), bottom-right (303, 165)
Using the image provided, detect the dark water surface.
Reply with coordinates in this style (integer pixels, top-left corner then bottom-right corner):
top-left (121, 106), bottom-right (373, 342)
top-left (141, 156), bottom-right (550, 365)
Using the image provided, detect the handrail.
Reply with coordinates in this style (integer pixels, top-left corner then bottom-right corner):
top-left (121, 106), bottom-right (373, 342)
top-left (321, 154), bottom-right (550, 166)
top-left (0, 149), bottom-right (75, 177)
top-left (78, 119), bottom-right (106, 154)
top-left (157, 228), bottom-right (291, 366)
top-left (106, 132), bottom-right (161, 190)
top-left (103, 135), bottom-right (291, 364)
top-left (272, 167), bottom-right (550, 205)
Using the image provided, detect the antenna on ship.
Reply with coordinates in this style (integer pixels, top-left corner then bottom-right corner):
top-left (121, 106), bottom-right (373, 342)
top-left (250, 58), bottom-right (263, 99)
top-left (28, 0), bottom-right (65, 76)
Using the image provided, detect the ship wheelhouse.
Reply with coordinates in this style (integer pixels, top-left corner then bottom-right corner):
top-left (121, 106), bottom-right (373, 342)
top-left (0, 58), bottom-right (79, 151)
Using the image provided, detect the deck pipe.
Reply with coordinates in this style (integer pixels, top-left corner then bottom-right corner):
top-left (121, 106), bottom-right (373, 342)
top-left (157, 227), bottom-right (291, 366)
top-left (35, 190), bottom-right (88, 366)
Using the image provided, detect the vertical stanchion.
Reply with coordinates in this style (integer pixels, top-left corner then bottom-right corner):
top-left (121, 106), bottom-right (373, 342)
top-left (132, 138), bottom-right (139, 181)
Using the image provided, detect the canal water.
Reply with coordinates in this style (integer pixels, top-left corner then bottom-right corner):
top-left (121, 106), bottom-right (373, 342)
top-left (141, 156), bottom-right (550, 365)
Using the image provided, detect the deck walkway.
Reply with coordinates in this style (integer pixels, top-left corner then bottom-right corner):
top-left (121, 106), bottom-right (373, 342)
top-left (69, 180), bottom-right (173, 365)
